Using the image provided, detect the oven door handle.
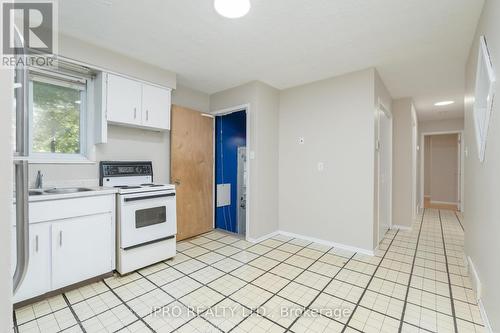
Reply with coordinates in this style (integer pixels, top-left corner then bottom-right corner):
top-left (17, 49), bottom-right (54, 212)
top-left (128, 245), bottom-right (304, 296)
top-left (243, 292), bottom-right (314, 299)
top-left (124, 193), bottom-right (176, 202)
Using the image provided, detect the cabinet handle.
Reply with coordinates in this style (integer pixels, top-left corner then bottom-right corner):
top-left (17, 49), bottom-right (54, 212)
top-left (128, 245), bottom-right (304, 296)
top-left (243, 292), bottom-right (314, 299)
top-left (59, 231), bottom-right (63, 247)
top-left (35, 235), bottom-right (39, 253)
top-left (146, 110), bottom-right (149, 121)
top-left (133, 107), bottom-right (137, 119)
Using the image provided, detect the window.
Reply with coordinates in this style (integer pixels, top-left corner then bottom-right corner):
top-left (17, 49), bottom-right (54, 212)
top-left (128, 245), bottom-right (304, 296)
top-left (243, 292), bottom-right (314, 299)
top-left (473, 36), bottom-right (496, 162)
top-left (28, 68), bottom-right (90, 161)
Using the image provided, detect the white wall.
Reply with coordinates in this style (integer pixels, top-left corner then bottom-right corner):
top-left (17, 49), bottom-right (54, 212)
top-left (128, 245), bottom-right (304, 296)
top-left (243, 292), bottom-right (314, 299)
top-left (0, 68), bottom-right (13, 330)
top-left (429, 134), bottom-right (459, 203)
top-left (392, 98), bottom-right (417, 228)
top-left (59, 35), bottom-right (176, 89)
top-left (172, 85), bottom-right (210, 113)
top-left (464, 0), bottom-right (500, 330)
top-left (210, 81), bottom-right (280, 241)
top-left (279, 69), bottom-right (376, 252)
top-left (29, 36), bottom-right (181, 187)
top-left (29, 126), bottom-right (171, 187)
top-left (419, 118), bottom-right (464, 134)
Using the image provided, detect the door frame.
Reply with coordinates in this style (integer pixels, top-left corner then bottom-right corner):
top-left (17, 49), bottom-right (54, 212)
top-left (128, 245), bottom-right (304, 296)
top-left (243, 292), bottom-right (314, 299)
top-left (419, 130), bottom-right (464, 212)
top-left (211, 104), bottom-right (251, 240)
top-left (376, 101), bottom-right (393, 245)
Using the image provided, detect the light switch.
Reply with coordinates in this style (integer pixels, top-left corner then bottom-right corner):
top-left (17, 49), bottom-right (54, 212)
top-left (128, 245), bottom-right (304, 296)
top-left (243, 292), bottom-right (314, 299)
top-left (317, 162), bottom-right (324, 172)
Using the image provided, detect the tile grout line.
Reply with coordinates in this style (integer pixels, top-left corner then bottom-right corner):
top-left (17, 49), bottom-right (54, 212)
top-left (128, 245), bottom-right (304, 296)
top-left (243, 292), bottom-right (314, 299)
top-left (438, 209), bottom-right (459, 333)
top-left (16, 227), bottom-right (469, 331)
top-left (225, 245), bottom-right (338, 332)
top-left (102, 279), bottom-right (156, 332)
top-left (398, 208), bottom-right (426, 333)
top-left (283, 249), bottom-right (361, 332)
top-left (136, 235), bottom-right (305, 332)
top-left (12, 311), bottom-right (19, 333)
top-left (340, 229), bottom-right (401, 332)
top-left (454, 211), bottom-right (465, 232)
top-left (62, 293), bottom-right (87, 333)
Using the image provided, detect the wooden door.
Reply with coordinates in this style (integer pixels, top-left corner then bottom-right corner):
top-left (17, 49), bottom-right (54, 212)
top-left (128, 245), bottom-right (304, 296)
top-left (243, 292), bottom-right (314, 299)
top-left (171, 105), bottom-right (214, 241)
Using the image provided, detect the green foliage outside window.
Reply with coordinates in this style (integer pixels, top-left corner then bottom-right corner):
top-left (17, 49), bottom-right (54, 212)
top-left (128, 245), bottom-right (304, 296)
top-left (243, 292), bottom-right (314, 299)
top-left (32, 81), bottom-right (82, 154)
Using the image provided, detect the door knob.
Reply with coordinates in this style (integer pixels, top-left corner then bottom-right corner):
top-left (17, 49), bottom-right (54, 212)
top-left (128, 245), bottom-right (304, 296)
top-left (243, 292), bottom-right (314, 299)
top-left (173, 179), bottom-right (181, 186)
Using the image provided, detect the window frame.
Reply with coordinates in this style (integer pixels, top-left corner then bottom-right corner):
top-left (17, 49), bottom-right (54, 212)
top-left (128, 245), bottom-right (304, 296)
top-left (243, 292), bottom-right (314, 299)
top-left (27, 69), bottom-right (92, 163)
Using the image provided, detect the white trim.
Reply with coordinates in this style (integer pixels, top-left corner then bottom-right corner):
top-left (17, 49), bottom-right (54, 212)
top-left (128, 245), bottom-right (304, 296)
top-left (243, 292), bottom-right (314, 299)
top-left (278, 230), bottom-right (374, 256)
top-left (467, 256), bottom-right (482, 299)
top-left (391, 225), bottom-right (412, 231)
top-left (247, 231), bottom-right (280, 244)
top-left (466, 256), bottom-right (493, 333)
top-left (430, 200), bottom-right (458, 206)
top-left (375, 102), bottom-right (393, 246)
top-left (478, 299), bottom-right (493, 333)
top-left (420, 130), bottom-right (465, 212)
top-left (211, 104), bottom-right (251, 241)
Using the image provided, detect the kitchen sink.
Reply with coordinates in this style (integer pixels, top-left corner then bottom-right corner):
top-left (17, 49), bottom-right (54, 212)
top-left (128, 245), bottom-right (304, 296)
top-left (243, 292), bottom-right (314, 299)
top-left (44, 187), bottom-right (93, 194)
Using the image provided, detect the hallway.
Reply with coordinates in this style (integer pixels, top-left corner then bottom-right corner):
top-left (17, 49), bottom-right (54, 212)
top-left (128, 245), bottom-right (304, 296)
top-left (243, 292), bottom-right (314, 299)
top-left (13, 209), bottom-right (483, 333)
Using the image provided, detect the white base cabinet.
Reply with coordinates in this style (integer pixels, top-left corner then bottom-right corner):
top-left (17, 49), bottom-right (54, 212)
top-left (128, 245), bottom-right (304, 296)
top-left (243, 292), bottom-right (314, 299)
top-left (12, 194), bottom-right (115, 303)
top-left (11, 223), bottom-right (51, 303)
top-left (51, 213), bottom-right (114, 290)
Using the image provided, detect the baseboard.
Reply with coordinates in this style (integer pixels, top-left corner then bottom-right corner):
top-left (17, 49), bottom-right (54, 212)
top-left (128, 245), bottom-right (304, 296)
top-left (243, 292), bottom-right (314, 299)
top-left (277, 230), bottom-right (374, 256)
top-left (246, 230), bottom-right (280, 243)
top-left (466, 256), bottom-right (493, 332)
top-left (430, 200), bottom-right (458, 205)
top-left (478, 299), bottom-right (493, 333)
top-left (391, 225), bottom-right (412, 231)
top-left (467, 256), bottom-right (482, 299)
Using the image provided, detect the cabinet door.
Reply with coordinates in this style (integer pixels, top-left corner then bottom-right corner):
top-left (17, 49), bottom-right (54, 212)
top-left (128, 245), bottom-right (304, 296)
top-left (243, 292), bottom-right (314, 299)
top-left (52, 213), bottom-right (113, 290)
top-left (141, 84), bottom-right (171, 130)
top-left (106, 73), bottom-right (142, 125)
top-left (12, 223), bottom-right (51, 303)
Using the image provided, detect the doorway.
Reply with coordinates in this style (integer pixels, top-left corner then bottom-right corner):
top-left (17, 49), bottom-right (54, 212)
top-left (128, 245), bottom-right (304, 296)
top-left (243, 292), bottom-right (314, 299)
top-left (215, 110), bottom-right (247, 236)
top-left (421, 132), bottom-right (462, 211)
top-left (376, 105), bottom-right (393, 245)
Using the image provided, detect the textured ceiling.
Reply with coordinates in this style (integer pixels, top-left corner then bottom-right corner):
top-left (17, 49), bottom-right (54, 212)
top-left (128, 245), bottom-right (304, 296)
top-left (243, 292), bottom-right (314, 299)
top-left (58, 0), bottom-right (484, 121)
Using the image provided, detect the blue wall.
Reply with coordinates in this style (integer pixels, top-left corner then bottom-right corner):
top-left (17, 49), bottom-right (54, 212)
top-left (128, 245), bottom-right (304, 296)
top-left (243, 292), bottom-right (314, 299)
top-left (215, 111), bottom-right (246, 233)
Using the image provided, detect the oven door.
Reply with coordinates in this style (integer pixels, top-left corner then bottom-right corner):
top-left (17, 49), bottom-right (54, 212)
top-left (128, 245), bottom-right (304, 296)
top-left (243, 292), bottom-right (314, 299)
top-left (119, 190), bottom-right (177, 250)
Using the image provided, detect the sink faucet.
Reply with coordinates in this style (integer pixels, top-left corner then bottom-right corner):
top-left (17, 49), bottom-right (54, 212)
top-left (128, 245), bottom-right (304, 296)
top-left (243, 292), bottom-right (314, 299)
top-left (35, 170), bottom-right (43, 189)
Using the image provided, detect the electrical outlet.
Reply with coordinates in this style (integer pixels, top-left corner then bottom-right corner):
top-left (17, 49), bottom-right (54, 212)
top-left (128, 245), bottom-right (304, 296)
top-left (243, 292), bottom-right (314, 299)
top-left (317, 162), bottom-right (324, 172)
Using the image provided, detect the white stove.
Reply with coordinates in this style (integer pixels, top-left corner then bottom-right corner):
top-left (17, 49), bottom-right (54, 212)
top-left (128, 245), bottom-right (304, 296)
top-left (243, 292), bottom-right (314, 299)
top-left (100, 161), bottom-right (177, 275)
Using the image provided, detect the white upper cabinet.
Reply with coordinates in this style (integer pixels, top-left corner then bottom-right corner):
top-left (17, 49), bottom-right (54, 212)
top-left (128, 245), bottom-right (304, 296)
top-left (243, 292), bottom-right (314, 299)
top-left (106, 73), bottom-right (142, 126)
top-left (102, 73), bottom-right (171, 131)
top-left (142, 84), bottom-right (171, 130)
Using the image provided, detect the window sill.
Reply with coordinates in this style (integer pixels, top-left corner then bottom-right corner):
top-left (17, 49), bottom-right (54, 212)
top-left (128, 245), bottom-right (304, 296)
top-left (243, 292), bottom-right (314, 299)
top-left (27, 156), bottom-right (96, 165)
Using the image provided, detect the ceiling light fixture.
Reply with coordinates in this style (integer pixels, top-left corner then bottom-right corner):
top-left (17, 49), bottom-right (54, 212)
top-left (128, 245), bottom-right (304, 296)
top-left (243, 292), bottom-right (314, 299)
top-left (214, 0), bottom-right (251, 18)
top-left (434, 101), bottom-right (455, 106)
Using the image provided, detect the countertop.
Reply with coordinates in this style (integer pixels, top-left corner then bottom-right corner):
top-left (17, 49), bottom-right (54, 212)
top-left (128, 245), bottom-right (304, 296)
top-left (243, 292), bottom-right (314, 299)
top-left (14, 187), bottom-right (118, 203)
